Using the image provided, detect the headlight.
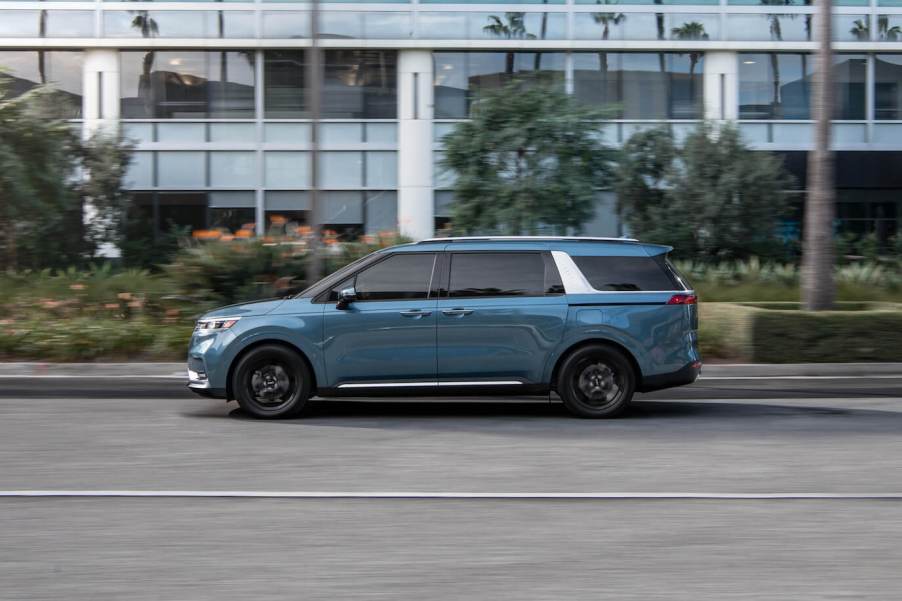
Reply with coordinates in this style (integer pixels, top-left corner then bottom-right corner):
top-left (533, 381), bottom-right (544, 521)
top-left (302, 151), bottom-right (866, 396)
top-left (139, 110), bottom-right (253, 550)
top-left (195, 316), bottom-right (241, 332)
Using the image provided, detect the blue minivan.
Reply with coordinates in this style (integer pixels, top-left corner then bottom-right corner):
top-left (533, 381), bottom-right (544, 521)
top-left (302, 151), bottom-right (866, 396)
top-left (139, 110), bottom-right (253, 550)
top-left (187, 237), bottom-right (700, 418)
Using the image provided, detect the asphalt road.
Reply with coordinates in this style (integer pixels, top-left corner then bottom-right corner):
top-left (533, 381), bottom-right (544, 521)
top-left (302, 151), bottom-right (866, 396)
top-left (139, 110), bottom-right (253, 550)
top-left (2, 376), bottom-right (901, 599)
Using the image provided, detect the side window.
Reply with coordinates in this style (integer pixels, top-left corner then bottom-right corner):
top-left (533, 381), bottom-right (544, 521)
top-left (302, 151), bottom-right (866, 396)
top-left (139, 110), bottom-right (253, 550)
top-left (449, 253), bottom-right (546, 298)
top-left (571, 256), bottom-right (678, 291)
top-left (353, 253), bottom-right (436, 301)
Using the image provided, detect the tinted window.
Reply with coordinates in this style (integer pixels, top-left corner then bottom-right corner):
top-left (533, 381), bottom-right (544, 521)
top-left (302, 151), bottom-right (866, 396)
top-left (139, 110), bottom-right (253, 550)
top-left (354, 253), bottom-right (436, 301)
top-left (449, 253), bottom-right (546, 298)
top-left (572, 256), bottom-right (677, 291)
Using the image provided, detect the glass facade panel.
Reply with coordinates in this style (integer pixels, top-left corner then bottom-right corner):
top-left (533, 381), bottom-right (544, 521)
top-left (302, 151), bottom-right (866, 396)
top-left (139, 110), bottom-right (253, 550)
top-left (261, 11), bottom-right (309, 38)
top-left (157, 151), bottom-right (206, 187)
top-left (419, 12), bottom-right (565, 40)
top-left (574, 12), bottom-right (719, 41)
top-left (122, 123), bottom-right (154, 143)
top-left (572, 52), bottom-right (704, 119)
top-left (322, 50), bottom-right (397, 118)
top-left (44, 11), bottom-right (95, 37)
top-left (120, 51), bottom-right (255, 119)
top-left (265, 152), bottom-right (310, 187)
top-left (321, 123), bottom-right (364, 144)
top-left (576, 0), bottom-right (717, 4)
top-left (125, 151), bottom-right (154, 188)
top-left (210, 122), bottom-right (256, 142)
top-left (264, 122), bottom-right (311, 143)
top-left (365, 152), bottom-right (398, 188)
top-left (876, 55), bottom-right (902, 120)
top-left (319, 12), bottom-right (412, 39)
top-left (836, 15), bottom-right (870, 41)
top-left (320, 152), bottom-right (364, 188)
top-left (0, 50), bottom-right (83, 118)
top-left (434, 52), bottom-right (566, 119)
top-left (739, 53), bottom-right (865, 120)
top-left (157, 122), bottom-right (206, 143)
top-left (210, 151), bottom-right (256, 187)
top-left (0, 11), bottom-right (40, 37)
top-left (876, 15), bottom-right (902, 41)
top-left (320, 191), bottom-right (364, 226)
top-left (366, 123), bottom-right (398, 144)
top-left (727, 14), bottom-right (812, 41)
top-left (365, 191), bottom-right (398, 234)
top-left (105, 11), bottom-right (255, 39)
top-left (264, 50), bottom-right (305, 118)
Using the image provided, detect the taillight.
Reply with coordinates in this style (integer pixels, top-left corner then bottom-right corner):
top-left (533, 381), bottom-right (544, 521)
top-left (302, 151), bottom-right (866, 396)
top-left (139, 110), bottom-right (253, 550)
top-left (667, 294), bottom-right (697, 305)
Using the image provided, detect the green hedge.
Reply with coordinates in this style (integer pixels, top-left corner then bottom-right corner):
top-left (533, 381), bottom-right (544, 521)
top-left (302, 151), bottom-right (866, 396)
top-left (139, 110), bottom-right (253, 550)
top-left (751, 308), bottom-right (902, 363)
top-left (698, 302), bottom-right (902, 363)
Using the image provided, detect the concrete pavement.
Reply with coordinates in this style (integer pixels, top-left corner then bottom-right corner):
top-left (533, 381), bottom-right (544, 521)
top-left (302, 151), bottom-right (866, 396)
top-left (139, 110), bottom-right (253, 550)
top-left (1, 377), bottom-right (901, 599)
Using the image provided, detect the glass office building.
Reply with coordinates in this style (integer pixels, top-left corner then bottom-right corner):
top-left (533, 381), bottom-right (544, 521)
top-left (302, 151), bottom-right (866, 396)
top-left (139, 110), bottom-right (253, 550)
top-left (1, 2), bottom-right (901, 240)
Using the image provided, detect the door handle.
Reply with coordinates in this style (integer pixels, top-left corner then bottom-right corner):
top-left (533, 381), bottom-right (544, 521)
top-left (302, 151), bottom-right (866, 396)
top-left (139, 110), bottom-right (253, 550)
top-left (442, 308), bottom-right (474, 317)
top-left (400, 309), bottom-right (432, 318)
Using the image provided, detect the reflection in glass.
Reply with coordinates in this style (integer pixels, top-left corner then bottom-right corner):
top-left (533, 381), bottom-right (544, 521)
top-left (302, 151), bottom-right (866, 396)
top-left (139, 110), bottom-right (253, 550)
top-left (727, 14), bottom-right (812, 41)
top-left (322, 50), bottom-right (397, 118)
top-left (261, 11), bottom-right (308, 38)
top-left (319, 11), bottom-right (411, 39)
top-left (264, 50), bottom-right (305, 118)
top-left (120, 51), bottom-right (255, 118)
top-left (418, 12), bottom-right (565, 39)
top-left (836, 15), bottom-right (870, 41)
top-left (738, 53), bottom-right (865, 120)
top-left (875, 55), bottom-right (902, 119)
top-left (572, 52), bottom-right (704, 119)
top-left (576, 0), bottom-right (717, 4)
top-left (876, 15), bottom-right (902, 41)
top-left (0, 50), bottom-right (83, 118)
top-left (434, 52), bottom-right (566, 118)
top-left (105, 11), bottom-right (255, 38)
top-left (574, 11), bottom-right (718, 40)
top-left (44, 11), bottom-right (95, 37)
top-left (0, 11), bottom-right (40, 37)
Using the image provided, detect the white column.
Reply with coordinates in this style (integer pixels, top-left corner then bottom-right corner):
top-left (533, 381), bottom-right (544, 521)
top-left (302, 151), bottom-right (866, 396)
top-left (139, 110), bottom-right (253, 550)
top-left (82, 49), bottom-right (120, 137)
top-left (397, 49), bottom-right (434, 240)
top-left (703, 51), bottom-right (738, 122)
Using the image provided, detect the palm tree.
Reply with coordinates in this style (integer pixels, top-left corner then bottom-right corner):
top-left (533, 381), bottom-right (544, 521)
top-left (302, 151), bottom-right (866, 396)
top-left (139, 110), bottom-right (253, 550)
top-left (759, 0), bottom-right (799, 115)
top-left (592, 0), bottom-right (626, 74)
top-left (130, 9), bottom-right (159, 116)
top-left (878, 15), bottom-right (902, 41)
top-left (849, 19), bottom-right (870, 41)
top-left (802, 0), bottom-right (835, 310)
top-left (484, 13), bottom-right (536, 73)
top-left (38, 10), bottom-right (47, 84)
top-left (534, 0), bottom-right (549, 70)
top-left (671, 22), bottom-right (708, 109)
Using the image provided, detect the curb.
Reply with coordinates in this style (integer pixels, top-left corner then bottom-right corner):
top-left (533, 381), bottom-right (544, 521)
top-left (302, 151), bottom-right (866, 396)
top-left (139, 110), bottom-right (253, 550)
top-left (0, 362), bottom-right (900, 379)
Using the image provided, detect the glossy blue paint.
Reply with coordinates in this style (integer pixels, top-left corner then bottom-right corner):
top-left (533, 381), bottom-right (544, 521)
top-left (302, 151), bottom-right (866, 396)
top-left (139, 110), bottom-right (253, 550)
top-left (437, 295), bottom-right (567, 383)
top-left (322, 298), bottom-right (438, 386)
top-left (187, 238), bottom-right (700, 397)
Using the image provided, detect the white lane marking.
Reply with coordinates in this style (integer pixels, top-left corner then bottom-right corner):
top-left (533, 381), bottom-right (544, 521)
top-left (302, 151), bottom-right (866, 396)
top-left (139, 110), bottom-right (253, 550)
top-left (1, 491), bottom-right (901, 500)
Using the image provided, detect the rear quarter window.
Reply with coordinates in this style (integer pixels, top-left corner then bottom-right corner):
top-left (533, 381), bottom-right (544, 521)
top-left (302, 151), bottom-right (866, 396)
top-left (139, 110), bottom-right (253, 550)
top-left (572, 255), bottom-right (680, 291)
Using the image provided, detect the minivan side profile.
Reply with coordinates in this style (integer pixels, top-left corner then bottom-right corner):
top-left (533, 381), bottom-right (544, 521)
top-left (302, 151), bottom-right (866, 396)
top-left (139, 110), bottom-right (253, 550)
top-left (187, 237), bottom-right (701, 418)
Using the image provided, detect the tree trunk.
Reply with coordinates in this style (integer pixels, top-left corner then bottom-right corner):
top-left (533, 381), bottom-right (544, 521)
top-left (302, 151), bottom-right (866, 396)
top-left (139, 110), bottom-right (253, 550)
top-left (802, 0), bottom-right (835, 310)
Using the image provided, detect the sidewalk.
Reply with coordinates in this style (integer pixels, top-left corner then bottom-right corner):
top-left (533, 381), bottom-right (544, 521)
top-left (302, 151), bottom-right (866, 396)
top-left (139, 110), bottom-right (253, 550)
top-left (0, 362), bottom-right (900, 378)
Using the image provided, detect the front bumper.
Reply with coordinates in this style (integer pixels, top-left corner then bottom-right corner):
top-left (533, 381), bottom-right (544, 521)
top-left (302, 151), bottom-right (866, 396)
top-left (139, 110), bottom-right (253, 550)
top-left (187, 360), bottom-right (227, 399)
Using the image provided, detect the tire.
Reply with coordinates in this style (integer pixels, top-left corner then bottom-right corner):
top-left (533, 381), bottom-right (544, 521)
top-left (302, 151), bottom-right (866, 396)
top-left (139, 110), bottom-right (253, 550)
top-left (231, 344), bottom-right (312, 419)
top-left (557, 344), bottom-right (636, 418)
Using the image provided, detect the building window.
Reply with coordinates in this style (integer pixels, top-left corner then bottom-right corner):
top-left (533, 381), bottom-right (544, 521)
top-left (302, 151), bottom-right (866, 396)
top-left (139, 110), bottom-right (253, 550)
top-left (739, 53), bottom-right (866, 120)
top-left (0, 50), bottom-right (83, 118)
top-left (875, 55), bottom-right (902, 120)
top-left (572, 52), bottom-right (704, 119)
top-left (263, 50), bottom-right (397, 119)
top-left (120, 51), bottom-right (255, 119)
top-left (418, 12), bottom-right (566, 40)
top-left (104, 11), bottom-right (255, 39)
top-left (433, 52), bottom-right (566, 119)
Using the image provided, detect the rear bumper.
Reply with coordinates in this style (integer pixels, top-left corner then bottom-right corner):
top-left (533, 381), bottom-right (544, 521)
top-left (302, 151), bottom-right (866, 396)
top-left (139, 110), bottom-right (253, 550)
top-left (638, 361), bottom-right (701, 393)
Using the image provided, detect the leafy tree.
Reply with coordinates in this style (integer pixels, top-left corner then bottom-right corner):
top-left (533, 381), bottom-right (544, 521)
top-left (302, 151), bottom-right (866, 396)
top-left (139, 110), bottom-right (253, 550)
top-left (440, 82), bottom-right (615, 235)
top-left (0, 75), bottom-right (134, 270)
top-left (615, 123), bottom-right (795, 261)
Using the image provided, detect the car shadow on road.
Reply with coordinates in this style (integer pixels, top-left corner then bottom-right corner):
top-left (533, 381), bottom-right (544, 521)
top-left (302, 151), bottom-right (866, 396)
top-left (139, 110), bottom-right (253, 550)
top-left (181, 397), bottom-right (902, 434)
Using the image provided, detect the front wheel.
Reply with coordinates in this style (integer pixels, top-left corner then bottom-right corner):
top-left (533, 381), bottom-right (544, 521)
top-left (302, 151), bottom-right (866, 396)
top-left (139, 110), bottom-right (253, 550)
top-left (557, 345), bottom-right (635, 418)
top-left (232, 345), bottom-right (312, 419)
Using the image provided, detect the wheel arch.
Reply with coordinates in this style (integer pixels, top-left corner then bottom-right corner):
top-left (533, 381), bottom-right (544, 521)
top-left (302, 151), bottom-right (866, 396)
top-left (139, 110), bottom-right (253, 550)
top-left (226, 339), bottom-right (318, 400)
top-left (549, 338), bottom-right (643, 392)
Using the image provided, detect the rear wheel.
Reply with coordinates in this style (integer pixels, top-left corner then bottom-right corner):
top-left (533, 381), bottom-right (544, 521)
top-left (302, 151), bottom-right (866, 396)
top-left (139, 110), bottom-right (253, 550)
top-left (557, 345), bottom-right (635, 418)
top-left (232, 345), bottom-right (312, 419)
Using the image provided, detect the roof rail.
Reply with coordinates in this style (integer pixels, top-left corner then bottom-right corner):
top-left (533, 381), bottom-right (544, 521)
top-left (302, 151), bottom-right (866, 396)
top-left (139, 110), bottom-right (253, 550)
top-left (417, 236), bottom-right (639, 244)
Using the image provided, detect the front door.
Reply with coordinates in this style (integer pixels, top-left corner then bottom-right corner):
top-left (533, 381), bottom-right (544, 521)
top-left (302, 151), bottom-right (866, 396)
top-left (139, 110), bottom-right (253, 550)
top-left (437, 251), bottom-right (568, 386)
top-left (322, 252), bottom-right (439, 388)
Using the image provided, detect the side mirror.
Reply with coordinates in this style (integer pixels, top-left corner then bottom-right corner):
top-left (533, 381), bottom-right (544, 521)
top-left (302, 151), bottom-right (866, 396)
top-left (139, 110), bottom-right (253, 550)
top-left (336, 286), bottom-right (357, 310)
